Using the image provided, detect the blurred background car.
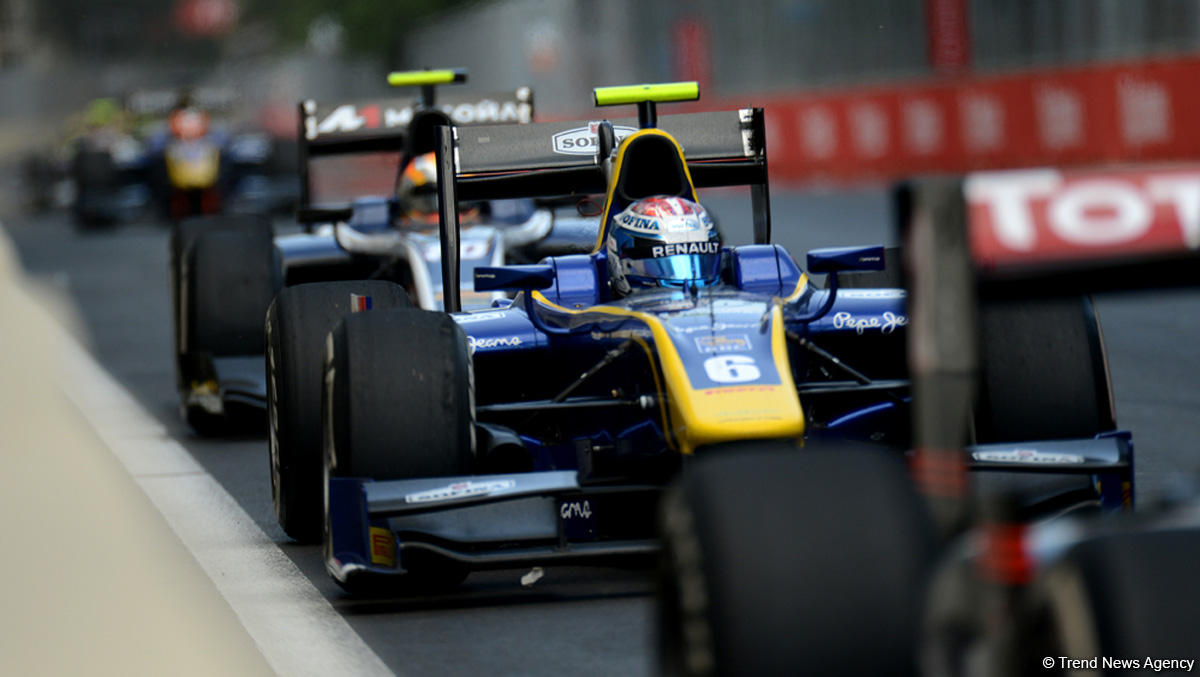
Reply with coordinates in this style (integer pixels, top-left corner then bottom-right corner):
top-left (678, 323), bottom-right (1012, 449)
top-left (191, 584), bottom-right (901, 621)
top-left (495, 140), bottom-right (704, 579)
top-left (134, 86), bottom-right (298, 221)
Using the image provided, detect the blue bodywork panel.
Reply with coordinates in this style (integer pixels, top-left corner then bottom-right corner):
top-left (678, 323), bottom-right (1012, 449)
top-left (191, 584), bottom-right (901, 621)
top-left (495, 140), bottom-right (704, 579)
top-left (729, 244), bottom-right (805, 297)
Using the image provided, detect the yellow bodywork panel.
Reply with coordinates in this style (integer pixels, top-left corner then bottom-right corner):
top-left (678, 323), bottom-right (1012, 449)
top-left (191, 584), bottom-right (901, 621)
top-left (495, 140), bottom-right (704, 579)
top-left (591, 128), bottom-right (699, 253)
top-left (165, 144), bottom-right (220, 190)
top-left (532, 291), bottom-right (807, 455)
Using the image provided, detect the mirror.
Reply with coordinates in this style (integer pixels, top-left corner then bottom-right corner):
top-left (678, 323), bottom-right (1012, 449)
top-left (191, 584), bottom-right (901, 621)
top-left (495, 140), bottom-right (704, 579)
top-left (474, 264), bottom-right (556, 292)
top-left (806, 245), bottom-right (886, 274)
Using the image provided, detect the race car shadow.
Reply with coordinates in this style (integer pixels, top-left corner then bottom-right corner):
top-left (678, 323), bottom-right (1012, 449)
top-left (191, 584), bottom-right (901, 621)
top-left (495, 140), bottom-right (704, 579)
top-left (331, 564), bottom-right (656, 615)
top-left (182, 402), bottom-right (267, 439)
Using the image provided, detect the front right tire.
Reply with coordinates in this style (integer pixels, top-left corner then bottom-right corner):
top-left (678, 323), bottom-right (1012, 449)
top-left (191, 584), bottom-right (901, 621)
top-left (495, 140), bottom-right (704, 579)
top-left (974, 295), bottom-right (1115, 443)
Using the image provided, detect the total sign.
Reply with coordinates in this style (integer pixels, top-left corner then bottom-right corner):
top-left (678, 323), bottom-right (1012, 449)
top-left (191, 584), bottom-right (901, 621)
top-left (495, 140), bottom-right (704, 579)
top-left (966, 167), bottom-right (1200, 269)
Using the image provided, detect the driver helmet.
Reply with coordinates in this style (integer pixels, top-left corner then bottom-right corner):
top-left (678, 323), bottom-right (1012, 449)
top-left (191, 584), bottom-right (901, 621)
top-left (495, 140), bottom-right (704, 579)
top-left (606, 196), bottom-right (722, 295)
top-left (398, 152), bottom-right (440, 224)
top-left (397, 152), bottom-right (480, 226)
top-left (168, 107), bottom-right (210, 141)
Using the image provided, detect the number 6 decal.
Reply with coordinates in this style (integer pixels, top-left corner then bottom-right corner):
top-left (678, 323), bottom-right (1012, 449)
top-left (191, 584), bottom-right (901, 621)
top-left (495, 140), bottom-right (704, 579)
top-left (703, 355), bottom-right (761, 383)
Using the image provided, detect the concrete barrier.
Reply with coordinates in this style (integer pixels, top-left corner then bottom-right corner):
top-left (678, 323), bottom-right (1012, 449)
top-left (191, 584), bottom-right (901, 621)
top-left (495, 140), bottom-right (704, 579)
top-left (0, 227), bottom-right (272, 677)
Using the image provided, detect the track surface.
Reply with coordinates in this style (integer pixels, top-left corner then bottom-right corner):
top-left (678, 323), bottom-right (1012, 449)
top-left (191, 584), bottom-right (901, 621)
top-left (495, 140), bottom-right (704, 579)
top-left (5, 187), bottom-right (1200, 675)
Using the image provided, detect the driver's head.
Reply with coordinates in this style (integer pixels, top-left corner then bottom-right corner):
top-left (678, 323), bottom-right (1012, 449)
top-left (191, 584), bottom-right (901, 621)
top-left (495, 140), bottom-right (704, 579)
top-left (168, 108), bottom-right (209, 140)
top-left (606, 196), bottom-right (721, 296)
top-left (398, 152), bottom-right (439, 224)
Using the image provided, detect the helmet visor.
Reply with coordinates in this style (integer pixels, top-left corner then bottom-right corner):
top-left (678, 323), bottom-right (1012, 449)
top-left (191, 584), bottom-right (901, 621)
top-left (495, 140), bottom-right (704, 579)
top-left (626, 253), bottom-right (721, 285)
top-left (407, 186), bottom-right (438, 216)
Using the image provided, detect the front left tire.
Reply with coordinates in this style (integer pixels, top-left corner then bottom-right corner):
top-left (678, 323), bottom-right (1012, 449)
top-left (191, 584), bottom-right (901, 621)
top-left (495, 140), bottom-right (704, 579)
top-left (323, 307), bottom-right (475, 590)
top-left (266, 280), bottom-right (412, 542)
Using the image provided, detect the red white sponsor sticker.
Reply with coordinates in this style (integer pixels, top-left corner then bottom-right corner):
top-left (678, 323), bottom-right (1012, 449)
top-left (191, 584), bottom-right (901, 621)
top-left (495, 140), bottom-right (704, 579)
top-left (965, 166), bottom-right (1200, 269)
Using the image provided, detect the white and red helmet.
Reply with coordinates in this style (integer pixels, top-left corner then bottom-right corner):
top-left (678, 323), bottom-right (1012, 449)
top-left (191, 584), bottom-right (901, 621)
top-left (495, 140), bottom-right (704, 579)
top-left (606, 196), bottom-right (721, 295)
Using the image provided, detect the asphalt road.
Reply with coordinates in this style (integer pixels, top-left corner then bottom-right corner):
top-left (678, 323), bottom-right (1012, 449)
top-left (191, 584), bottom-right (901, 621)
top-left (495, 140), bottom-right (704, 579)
top-left (4, 186), bottom-right (1200, 675)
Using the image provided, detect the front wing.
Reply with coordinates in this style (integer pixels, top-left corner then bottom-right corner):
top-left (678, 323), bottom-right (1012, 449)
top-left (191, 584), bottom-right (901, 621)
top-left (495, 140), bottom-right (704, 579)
top-left (326, 434), bottom-right (1132, 585)
top-left (326, 471), bottom-right (660, 586)
top-left (965, 432), bottom-right (1134, 513)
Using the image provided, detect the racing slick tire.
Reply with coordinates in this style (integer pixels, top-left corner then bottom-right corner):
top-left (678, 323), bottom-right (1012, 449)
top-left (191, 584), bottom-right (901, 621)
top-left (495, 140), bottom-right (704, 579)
top-left (171, 214), bottom-right (273, 390)
top-left (1024, 528), bottom-right (1200, 664)
top-left (72, 148), bottom-right (119, 228)
top-left (177, 218), bottom-right (279, 434)
top-left (974, 296), bottom-right (1116, 443)
top-left (267, 281), bottom-right (412, 542)
top-left (658, 442), bottom-right (936, 676)
top-left (324, 308), bottom-right (475, 589)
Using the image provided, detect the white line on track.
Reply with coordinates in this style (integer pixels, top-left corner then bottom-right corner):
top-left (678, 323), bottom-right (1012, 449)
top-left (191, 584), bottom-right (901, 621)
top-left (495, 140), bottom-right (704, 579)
top-left (58, 333), bottom-right (394, 677)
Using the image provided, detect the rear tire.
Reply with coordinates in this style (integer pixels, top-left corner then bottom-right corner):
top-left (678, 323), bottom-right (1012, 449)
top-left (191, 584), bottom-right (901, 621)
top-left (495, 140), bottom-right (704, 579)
top-left (324, 308), bottom-right (475, 587)
top-left (72, 148), bottom-right (118, 229)
top-left (187, 228), bottom-right (278, 354)
top-left (177, 218), bottom-right (279, 434)
top-left (267, 281), bottom-right (412, 542)
top-left (658, 442), bottom-right (935, 676)
top-left (170, 215), bottom-right (273, 391)
top-left (974, 296), bottom-right (1115, 443)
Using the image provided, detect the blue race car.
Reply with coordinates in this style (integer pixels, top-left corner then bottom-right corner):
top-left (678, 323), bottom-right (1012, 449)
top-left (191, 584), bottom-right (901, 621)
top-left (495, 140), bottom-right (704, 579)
top-left (172, 70), bottom-right (593, 436)
top-left (266, 82), bottom-right (1130, 591)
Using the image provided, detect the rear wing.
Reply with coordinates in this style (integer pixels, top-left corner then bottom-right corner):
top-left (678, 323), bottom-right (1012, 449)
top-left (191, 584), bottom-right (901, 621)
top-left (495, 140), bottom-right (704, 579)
top-left (445, 108), bottom-right (768, 199)
top-left (299, 89), bottom-right (533, 156)
top-left (124, 86), bottom-right (238, 116)
top-left (434, 107), bottom-right (771, 310)
top-left (297, 87), bottom-right (533, 207)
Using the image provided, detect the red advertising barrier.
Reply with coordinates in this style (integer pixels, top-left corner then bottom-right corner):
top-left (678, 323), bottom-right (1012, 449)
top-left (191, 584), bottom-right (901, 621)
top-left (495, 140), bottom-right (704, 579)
top-left (731, 56), bottom-right (1200, 184)
top-left (673, 18), bottom-right (713, 94)
top-left (965, 166), bottom-right (1200, 271)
